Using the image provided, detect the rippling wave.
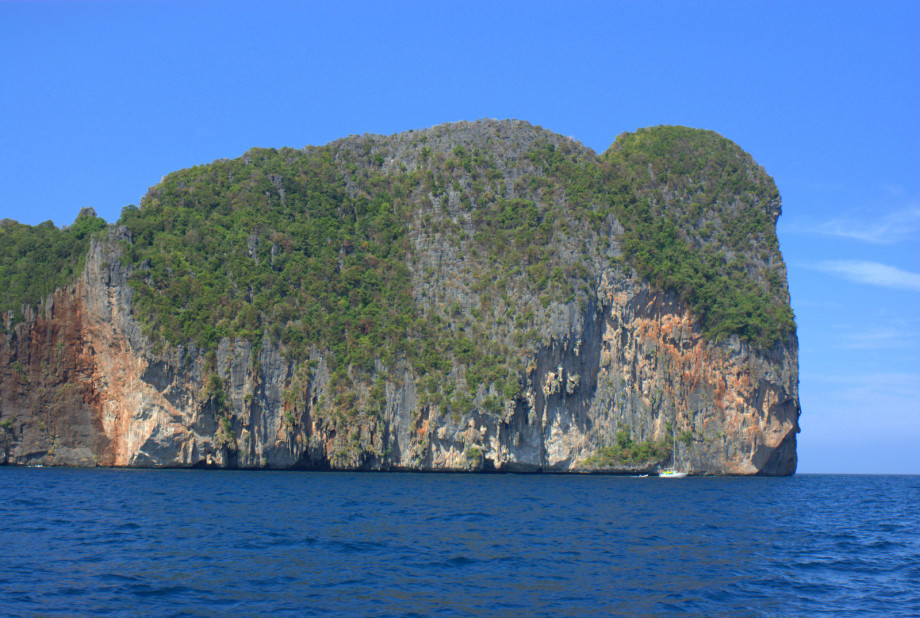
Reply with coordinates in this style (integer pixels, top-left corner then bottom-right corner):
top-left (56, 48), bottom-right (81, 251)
top-left (0, 470), bottom-right (917, 615)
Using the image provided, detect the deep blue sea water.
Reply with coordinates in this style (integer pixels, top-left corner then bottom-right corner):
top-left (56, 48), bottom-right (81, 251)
top-left (0, 470), bottom-right (917, 616)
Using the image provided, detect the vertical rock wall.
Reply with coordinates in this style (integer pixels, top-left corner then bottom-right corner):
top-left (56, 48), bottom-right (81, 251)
top-left (0, 121), bottom-right (800, 475)
top-left (0, 233), bottom-right (798, 474)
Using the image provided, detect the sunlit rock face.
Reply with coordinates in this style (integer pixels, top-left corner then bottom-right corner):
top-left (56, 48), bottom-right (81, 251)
top-left (0, 120), bottom-right (799, 475)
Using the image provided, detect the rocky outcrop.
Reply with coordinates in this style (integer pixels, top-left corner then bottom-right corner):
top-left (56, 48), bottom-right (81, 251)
top-left (0, 234), bottom-right (798, 474)
top-left (0, 121), bottom-right (800, 474)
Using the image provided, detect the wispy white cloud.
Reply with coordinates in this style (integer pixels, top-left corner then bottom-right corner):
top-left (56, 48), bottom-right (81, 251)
top-left (804, 372), bottom-right (920, 426)
top-left (825, 315), bottom-right (920, 350)
top-left (815, 260), bottom-right (920, 292)
top-left (810, 204), bottom-right (920, 244)
top-left (840, 328), bottom-right (899, 350)
top-left (808, 371), bottom-right (920, 399)
top-left (839, 326), bottom-right (917, 350)
top-left (881, 183), bottom-right (905, 196)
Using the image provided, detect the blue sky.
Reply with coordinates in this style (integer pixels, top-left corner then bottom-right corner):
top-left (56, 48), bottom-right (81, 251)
top-left (2, 1), bottom-right (917, 473)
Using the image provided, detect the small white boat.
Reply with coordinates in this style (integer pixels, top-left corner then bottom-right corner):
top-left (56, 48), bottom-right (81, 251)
top-left (658, 469), bottom-right (687, 478)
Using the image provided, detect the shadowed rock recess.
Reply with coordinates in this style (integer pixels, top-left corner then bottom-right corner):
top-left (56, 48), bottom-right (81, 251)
top-left (0, 120), bottom-right (799, 474)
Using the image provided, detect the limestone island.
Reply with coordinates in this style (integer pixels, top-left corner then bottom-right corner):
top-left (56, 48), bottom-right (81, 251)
top-left (0, 120), bottom-right (800, 475)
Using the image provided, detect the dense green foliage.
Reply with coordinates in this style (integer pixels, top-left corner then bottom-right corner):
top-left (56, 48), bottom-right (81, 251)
top-left (603, 126), bottom-right (795, 347)
top-left (119, 146), bottom-right (416, 401)
top-left (583, 429), bottom-right (672, 468)
top-left (0, 208), bottom-right (107, 325)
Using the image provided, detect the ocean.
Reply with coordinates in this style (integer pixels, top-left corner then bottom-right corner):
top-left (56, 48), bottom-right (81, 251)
top-left (0, 469), bottom-right (917, 616)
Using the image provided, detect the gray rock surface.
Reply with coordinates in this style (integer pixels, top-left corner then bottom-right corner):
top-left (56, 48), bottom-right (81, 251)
top-left (0, 120), bottom-right (799, 474)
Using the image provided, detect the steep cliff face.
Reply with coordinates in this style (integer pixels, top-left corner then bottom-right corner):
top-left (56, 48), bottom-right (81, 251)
top-left (0, 288), bottom-right (108, 466)
top-left (0, 120), bottom-right (799, 474)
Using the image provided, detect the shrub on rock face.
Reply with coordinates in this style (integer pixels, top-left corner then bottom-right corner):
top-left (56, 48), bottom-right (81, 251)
top-left (583, 430), bottom-right (672, 469)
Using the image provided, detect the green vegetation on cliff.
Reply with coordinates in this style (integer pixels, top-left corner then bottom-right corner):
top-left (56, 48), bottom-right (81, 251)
top-left (603, 126), bottom-right (795, 347)
top-left (0, 122), bottom-right (795, 397)
top-left (118, 146), bottom-right (414, 379)
top-left (583, 429), bottom-right (672, 469)
top-left (0, 208), bottom-right (107, 324)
